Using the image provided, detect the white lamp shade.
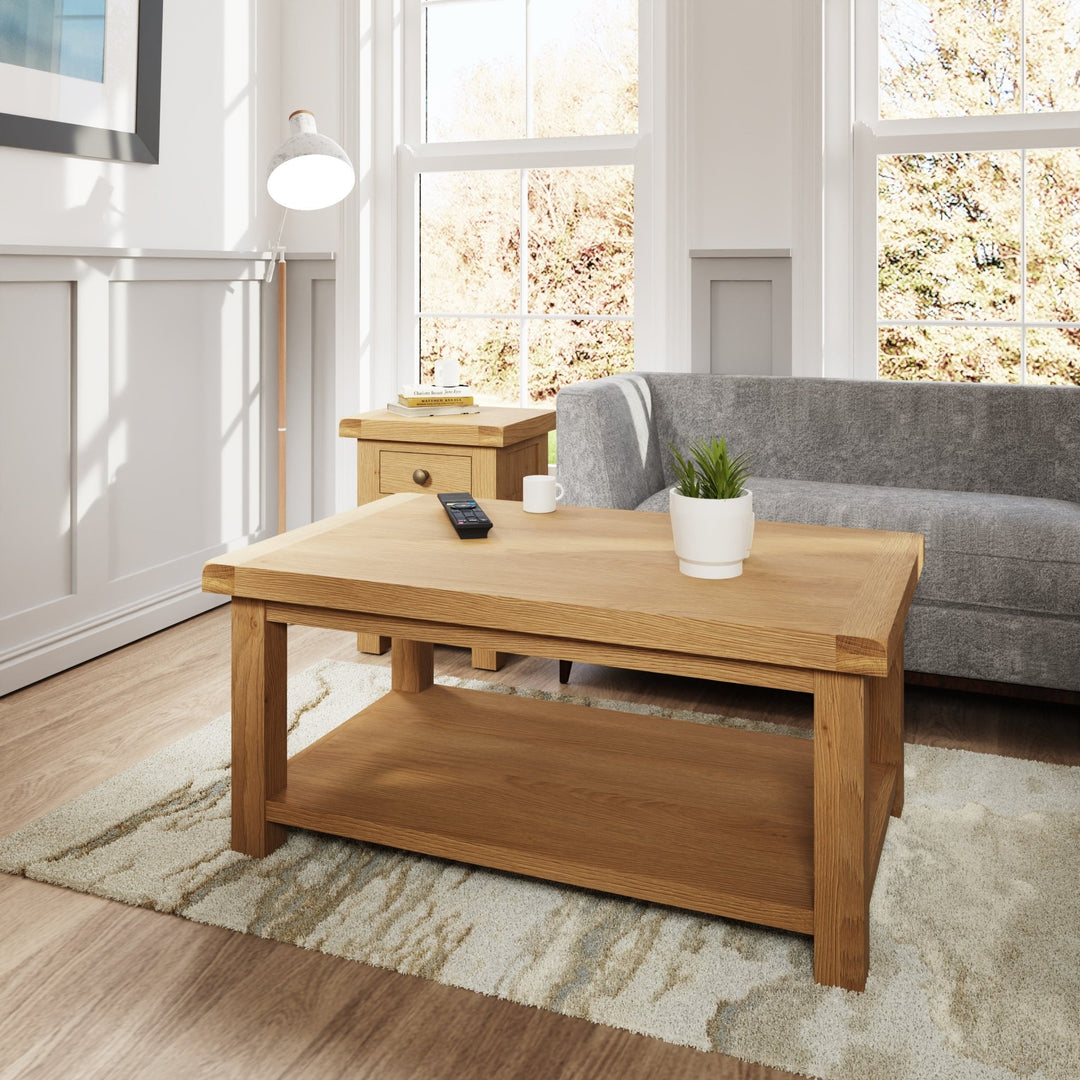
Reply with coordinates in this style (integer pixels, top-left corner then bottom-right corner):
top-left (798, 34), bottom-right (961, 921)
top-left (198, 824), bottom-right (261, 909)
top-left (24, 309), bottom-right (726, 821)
top-left (267, 110), bottom-right (355, 211)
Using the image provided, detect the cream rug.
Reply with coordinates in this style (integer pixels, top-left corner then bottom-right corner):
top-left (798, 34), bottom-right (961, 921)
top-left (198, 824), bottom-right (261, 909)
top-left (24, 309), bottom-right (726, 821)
top-left (1, 660), bottom-right (1077, 1080)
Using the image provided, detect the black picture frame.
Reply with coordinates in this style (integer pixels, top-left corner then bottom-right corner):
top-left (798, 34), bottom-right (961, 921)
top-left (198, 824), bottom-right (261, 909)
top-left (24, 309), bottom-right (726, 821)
top-left (0, 0), bottom-right (162, 164)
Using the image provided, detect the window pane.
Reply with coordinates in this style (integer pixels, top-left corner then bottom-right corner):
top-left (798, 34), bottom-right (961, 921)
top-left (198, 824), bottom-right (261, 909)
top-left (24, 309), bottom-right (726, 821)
top-left (528, 319), bottom-right (633, 403)
top-left (879, 0), bottom-right (1021, 119)
top-left (1026, 327), bottom-right (1080, 384)
top-left (1026, 148), bottom-right (1080, 321)
top-left (878, 152), bottom-right (1021, 321)
top-left (527, 166), bottom-right (633, 315)
top-left (424, 0), bottom-right (525, 142)
top-left (879, 325), bottom-right (1021, 381)
top-left (420, 317), bottom-right (521, 406)
top-left (419, 171), bottom-right (520, 314)
top-left (1026, 0), bottom-right (1080, 111)
top-left (531, 0), bottom-right (637, 137)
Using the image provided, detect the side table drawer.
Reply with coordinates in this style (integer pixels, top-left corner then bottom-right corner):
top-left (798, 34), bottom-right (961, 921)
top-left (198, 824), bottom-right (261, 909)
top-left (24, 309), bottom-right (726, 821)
top-left (379, 450), bottom-right (472, 494)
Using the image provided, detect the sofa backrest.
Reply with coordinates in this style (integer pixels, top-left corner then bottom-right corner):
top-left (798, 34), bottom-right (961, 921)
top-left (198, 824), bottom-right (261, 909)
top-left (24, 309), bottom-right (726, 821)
top-left (646, 374), bottom-right (1080, 503)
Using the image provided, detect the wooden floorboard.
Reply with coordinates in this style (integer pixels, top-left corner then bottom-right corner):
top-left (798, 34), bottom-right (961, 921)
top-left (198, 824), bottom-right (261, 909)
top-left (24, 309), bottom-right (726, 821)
top-left (0, 605), bottom-right (1077, 1080)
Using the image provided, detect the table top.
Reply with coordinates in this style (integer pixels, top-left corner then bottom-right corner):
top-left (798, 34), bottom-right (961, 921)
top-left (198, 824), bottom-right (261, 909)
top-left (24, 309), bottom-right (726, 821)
top-left (337, 407), bottom-right (556, 447)
top-left (203, 494), bottom-right (923, 676)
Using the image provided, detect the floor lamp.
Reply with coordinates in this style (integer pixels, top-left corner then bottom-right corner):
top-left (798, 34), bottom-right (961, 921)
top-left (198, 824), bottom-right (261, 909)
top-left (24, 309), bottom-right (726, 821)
top-left (265, 109), bottom-right (355, 533)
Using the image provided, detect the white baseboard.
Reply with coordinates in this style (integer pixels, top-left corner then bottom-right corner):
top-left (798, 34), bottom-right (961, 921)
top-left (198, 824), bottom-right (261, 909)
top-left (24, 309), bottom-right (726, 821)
top-left (0, 585), bottom-right (228, 697)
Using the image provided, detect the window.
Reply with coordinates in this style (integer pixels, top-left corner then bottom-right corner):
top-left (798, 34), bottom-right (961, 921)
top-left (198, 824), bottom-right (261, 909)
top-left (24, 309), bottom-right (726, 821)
top-left (402, 0), bottom-right (640, 406)
top-left (859, 0), bottom-right (1080, 385)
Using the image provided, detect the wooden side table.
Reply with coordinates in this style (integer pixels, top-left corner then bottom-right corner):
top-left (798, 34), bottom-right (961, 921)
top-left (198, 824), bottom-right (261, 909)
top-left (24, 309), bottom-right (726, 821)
top-left (338, 406), bottom-right (557, 669)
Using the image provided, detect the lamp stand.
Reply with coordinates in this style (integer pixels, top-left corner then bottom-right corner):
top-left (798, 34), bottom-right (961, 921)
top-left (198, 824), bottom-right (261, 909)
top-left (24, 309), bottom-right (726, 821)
top-left (265, 108), bottom-right (354, 535)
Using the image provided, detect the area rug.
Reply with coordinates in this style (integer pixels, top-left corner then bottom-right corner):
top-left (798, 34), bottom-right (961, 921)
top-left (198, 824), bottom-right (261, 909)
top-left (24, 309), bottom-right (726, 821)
top-left (1, 660), bottom-right (1077, 1080)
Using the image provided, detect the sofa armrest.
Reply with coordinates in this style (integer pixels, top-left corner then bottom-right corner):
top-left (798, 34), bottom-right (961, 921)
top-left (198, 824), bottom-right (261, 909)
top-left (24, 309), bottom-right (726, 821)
top-left (555, 374), bottom-right (666, 509)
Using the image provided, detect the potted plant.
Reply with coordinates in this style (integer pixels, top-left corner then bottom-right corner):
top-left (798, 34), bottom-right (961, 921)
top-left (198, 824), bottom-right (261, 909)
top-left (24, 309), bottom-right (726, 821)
top-left (668, 436), bottom-right (754, 578)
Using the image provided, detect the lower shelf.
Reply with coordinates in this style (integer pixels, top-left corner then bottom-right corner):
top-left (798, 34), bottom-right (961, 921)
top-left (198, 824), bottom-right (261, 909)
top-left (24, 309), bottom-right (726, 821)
top-left (266, 685), bottom-right (894, 935)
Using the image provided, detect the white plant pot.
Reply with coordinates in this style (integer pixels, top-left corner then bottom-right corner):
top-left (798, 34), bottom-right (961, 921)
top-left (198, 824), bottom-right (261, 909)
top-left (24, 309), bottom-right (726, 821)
top-left (669, 488), bottom-right (755, 579)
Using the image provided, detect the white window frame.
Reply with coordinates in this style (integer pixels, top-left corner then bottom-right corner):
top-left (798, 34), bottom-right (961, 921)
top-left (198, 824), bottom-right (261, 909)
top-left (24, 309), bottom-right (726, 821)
top-left (394, 0), bottom-right (657, 404)
top-left (341, 0), bottom-right (686, 455)
top-left (851, 0), bottom-right (1080, 381)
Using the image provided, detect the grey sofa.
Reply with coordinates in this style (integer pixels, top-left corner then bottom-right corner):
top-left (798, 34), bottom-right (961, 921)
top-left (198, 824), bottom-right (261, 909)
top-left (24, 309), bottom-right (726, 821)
top-left (555, 372), bottom-right (1080, 693)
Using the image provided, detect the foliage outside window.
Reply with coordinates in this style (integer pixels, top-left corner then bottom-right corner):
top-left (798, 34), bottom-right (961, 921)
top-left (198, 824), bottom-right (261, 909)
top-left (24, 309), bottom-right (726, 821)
top-left (411, 0), bottom-right (638, 406)
top-left (873, 0), bottom-right (1080, 385)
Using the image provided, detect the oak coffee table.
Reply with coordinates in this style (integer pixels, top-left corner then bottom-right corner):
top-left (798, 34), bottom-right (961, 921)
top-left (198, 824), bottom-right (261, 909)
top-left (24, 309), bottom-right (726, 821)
top-left (202, 494), bottom-right (923, 991)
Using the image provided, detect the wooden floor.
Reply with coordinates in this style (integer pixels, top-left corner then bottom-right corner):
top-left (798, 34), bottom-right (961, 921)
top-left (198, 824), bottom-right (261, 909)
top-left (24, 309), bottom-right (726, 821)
top-left (1, 607), bottom-right (1076, 1080)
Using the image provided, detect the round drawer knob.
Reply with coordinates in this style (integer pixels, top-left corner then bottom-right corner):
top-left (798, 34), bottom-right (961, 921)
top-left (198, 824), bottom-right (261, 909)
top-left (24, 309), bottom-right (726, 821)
top-left (412, 468), bottom-right (431, 486)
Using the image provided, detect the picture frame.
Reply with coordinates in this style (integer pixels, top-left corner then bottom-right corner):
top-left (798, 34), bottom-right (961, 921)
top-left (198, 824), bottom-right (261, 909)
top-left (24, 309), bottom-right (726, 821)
top-left (0, 0), bottom-right (162, 164)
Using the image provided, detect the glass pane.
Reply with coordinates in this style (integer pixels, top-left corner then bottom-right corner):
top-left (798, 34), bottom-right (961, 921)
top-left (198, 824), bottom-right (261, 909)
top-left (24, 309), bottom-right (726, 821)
top-left (420, 317), bottom-right (521, 406)
top-left (527, 167), bottom-right (634, 315)
top-left (528, 319), bottom-right (634, 404)
top-left (878, 152), bottom-right (1021, 321)
top-left (879, 0), bottom-right (1021, 119)
top-left (878, 325), bottom-right (1021, 381)
top-left (1026, 0), bottom-right (1080, 111)
top-left (419, 171), bottom-right (520, 314)
top-left (531, 0), bottom-right (637, 137)
top-left (424, 0), bottom-right (525, 142)
top-left (1026, 327), bottom-right (1080, 384)
top-left (1026, 148), bottom-right (1080, 322)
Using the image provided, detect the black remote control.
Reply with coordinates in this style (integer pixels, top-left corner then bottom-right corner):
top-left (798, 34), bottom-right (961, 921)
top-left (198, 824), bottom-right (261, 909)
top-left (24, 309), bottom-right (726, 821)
top-left (437, 492), bottom-right (493, 539)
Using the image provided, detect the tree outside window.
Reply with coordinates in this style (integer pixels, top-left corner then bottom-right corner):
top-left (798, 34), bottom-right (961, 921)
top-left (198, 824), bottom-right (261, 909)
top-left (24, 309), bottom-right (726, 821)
top-left (412, 0), bottom-right (638, 406)
top-left (874, 0), bottom-right (1080, 385)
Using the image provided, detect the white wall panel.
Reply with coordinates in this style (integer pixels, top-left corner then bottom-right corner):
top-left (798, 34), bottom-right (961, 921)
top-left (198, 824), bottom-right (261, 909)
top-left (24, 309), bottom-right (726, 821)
top-left (0, 281), bottom-right (73, 618)
top-left (311, 275), bottom-right (338, 522)
top-left (107, 279), bottom-right (263, 580)
top-left (0, 249), bottom-right (334, 695)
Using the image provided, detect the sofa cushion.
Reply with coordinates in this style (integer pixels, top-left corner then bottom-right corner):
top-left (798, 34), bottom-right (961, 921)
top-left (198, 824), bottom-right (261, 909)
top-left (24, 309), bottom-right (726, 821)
top-left (645, 373), bottom-right (1080, 505)
top-left (635, 478), bottom-right (1080, 616)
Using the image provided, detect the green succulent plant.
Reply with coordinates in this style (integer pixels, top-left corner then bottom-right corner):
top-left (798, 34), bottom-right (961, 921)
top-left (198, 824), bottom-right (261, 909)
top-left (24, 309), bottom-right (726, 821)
top-left (669, 436), bottom-right (752, 500)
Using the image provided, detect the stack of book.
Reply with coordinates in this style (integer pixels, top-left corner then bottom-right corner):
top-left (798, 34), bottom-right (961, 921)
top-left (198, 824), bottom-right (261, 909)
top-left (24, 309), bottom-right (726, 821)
top-left (388, 384), bottom-right (480, 417)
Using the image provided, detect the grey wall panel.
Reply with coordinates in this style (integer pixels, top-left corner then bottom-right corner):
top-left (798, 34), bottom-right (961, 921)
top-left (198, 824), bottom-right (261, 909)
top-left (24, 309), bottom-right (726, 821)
top-left (0, 281), bottom-right (73, 618)
top-left (709, 280), bottom-right (774, 376)
top-left (691, 255), bottom-right (792, 377)
top-left (107, 279), bottom-right (263, 581)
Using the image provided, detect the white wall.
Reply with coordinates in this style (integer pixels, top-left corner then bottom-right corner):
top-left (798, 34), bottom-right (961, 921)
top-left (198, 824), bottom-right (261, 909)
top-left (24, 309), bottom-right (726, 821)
top-left (0, 0), bottom-right (301, 694)
top-left (0, 0), bottom-right (810, 693)
top-left (0, 0), bottom-right (283, 253)
top-left (275, 0), bottom-right (801, 257)
top-left (272, 0), bottom-right (802, 368)
top-left (277, 0), bottom-right (347, 255)
top-left (686, 0), bottom-right (795, 252)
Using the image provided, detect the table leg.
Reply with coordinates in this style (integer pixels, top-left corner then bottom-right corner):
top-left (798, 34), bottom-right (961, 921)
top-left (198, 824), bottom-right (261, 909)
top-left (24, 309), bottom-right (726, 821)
top-left (230, 597), bottom-right (288, 857)
top-left (471, 648), bottom-right (506, 671)
top-left (358, 632), bottom-right (390, 655)
top-left (361, 636), bottom-right (496, 670)
top-left (869, 646), bottom-right (905, 816)
top-left (812, 670), bottom-right (870, 991)
top-left (392, 638), bottom-right (434, 692)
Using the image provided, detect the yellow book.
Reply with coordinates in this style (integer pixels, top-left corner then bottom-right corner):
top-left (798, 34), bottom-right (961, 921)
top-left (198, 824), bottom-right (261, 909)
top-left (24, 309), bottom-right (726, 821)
top-left (398, 392), bottom-right (475, 408)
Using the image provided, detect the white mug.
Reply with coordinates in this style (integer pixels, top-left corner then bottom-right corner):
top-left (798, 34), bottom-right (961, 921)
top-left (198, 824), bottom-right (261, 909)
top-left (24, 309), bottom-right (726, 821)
top-left (522, 474), bottom-right (564, 513)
